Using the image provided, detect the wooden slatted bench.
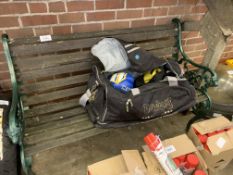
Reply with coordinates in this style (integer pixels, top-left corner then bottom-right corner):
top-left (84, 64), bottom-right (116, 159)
top-left (1, 18), bottom-right (217, 174)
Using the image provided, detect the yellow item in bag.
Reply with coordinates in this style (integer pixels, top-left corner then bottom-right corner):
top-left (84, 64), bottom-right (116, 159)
top-left (143, 68), bottom-right (161, 84)
top-left (225, 58), bottom-right (233, 68)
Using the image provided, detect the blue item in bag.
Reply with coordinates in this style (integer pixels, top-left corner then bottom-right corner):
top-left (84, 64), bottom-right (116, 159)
top-left (110, 72), bottom-right (135, 93)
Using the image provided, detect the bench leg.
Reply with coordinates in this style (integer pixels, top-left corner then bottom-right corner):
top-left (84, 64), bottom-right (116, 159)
top-left (192, 90), bottom-right (212, 117)
top-left (20, 144), bottom-right (34, 175)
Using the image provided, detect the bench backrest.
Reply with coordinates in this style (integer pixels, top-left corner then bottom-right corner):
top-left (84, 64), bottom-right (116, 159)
top-left (8, 24), bottom-right (177, 119)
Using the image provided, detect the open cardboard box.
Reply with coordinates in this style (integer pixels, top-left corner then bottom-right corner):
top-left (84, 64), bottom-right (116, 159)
top-left (142, 148), bottom-right (166, 175)
top-left (143, 134), bottom-right (208, 174)
top-left (188, 116), bottom-right (233, 172)
top-left (87, 150), bottom-right (148, 175)
top-left (88, 134), bottom-right (208, 175)
top-left (163, 134), bottom-right (208, 173)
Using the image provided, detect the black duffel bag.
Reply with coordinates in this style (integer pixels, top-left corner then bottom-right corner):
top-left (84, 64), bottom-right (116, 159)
top-left (79, 39), bottom-right (196, 128)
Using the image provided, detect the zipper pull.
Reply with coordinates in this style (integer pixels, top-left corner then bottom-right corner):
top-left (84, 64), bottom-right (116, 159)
top-left (126, 99), bottom-right (133, 112)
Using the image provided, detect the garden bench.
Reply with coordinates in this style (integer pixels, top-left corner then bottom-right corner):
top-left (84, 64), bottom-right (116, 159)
top-left (1, 18), bottom-right (217, 174)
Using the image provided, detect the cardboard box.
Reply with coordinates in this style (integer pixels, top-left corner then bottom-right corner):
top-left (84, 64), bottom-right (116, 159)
top-left (188, 116), bottom-right (233, 172)
top-left (163, 134), bottom-right (208, 173)
top-left (87, 150), bottom-right (148, 175)
top-left (143, 134), bottom-right (208, 175)
top-left (142, 150), bottom-right (166, 175)
top-left (87, 155), bottom-right (128, 175)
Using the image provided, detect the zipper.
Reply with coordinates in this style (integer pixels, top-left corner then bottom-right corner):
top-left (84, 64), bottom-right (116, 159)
top-left (94, 66), bottom-right (108, 123)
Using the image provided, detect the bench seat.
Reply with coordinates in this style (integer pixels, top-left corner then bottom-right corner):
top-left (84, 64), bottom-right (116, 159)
top-left (2, 19), bottom-right (217, 174)
top-left (6, 24), bottom-right (180, 157)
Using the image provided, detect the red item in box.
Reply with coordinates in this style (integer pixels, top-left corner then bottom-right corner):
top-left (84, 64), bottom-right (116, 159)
top-left (173, 158), bottom-right (181, 167)
top-left (184, 154), bottom-right (199, 169)
top-left (193, 169), bottom-right (207, 175)
top-left (198, 134), bottom-right (208, 144)
top-left (177, 155), bottom-right (186, 162)
top-left (144, 133), bottom-right (160, 151)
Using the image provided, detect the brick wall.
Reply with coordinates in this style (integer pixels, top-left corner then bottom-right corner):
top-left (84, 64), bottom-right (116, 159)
top-left (0, 0), bottom-right (214, 91)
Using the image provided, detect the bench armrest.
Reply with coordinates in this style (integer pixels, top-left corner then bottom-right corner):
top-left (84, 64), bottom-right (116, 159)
top-left (172, 18), bottom-right (218, 91)
top-left (172, 18), bottom-right (219, 116)
top-left (2, 34), bottom-right (21, 144)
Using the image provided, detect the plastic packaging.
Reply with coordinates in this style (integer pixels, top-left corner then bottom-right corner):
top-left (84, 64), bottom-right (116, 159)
top-left (110, 72), bottom-right (135, 93)
top-left (177, 155), bottom-right (186, 162)
top-left (183, 154), bottom-right (199, 175)
top-left (184, 154), bottom-right (199, 169)
top-left (173, 158), bottom-right (181, 167)
top-left (144, 133), bottom-right (183, 175)
top-left (193, 170), bottom-right (207, 175)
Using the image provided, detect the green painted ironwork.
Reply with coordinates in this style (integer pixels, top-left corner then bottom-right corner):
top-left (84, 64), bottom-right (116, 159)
top-left (1, 34), bottom-right (32, 175)
top-left (2, 34), bottom-right (20, 144)
top-left (172, 18), bottom-right (218, 116)
top-left (20, 144), bottom-right (33, 175)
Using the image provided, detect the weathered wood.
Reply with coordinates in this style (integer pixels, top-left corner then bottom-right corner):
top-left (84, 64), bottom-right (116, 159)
top-left (11, 24), bottom-right (174, 45)
top-left (11, 29), bottom-right (176, 57)
top-left (25, 114), bottom-right (89, 135)
top-left (21, 73), bottom-right (90, 94)
top-left (15, 51), bottom-right (92, 71)
top-left (24, 98), bottom-right (81, 117)
top-left (150, 47), bottom-right (174, 57)
top-left (15, 38), bottom-right (175, 72)
top-left (24, 119), bottom-right (94, 145)
top-left (23, 85), bottom-right (87, 105)
top-left (18, 62), bottom-right (91, 81)
top-left (24, 107), bottom-right (85, 127)
top-left (24, 128), bottom-right (107, 156)
top-left (137, 37), bottom-right (176, 50)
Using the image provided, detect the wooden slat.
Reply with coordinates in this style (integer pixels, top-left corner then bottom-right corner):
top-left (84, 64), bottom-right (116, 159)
top-left (15, 38), bottom-right (175, 72)
top-left (17, 47), bottom-right (175, 82)
top-left (150, 47), bottom-right (174, 57)
top-left (11, 24), bottom-right (174, 45)
top-left (21, 73), bottom-right (90, 94)
top-left (24, 119), bottom-right (94, 145)
top-left (24, 107), bottom-right (85, 127)
top-left (137, 37), bottom-right (175, 50)
top-left (18, 61), bottom-right (91, 81)
top-left (24, 98), bottom-right (81, 117)
top-left (25, 114), bottom-right (88, 135)
top-left (23, 85), bottom-right (87, 105)
top-left (25, 127), bottom-right (107, 156)
top-left (11, 37), bottom-right (99, 57)
top-left (15, 51), bottom-right (92, 71)
top-left (11, 29), bottom-right (176, 57)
